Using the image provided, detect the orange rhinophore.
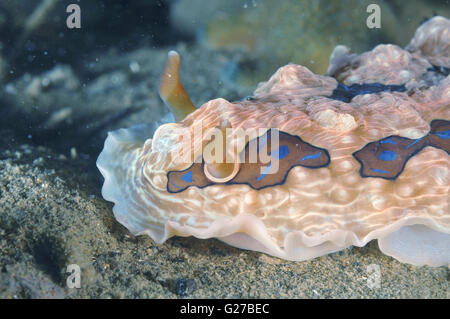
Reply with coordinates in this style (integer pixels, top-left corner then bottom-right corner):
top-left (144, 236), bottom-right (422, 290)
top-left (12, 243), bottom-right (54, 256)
top-left (98, 17), bottom-right (450, 267)
top-left (159, 51), bottom-right (197, 121)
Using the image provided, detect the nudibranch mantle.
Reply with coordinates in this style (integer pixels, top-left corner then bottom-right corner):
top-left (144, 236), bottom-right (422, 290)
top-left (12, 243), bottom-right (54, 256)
top-left (97, 17), bottom-right (450, 266)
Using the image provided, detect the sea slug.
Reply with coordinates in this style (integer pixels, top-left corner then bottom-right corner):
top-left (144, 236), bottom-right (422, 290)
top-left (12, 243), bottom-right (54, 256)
top-left (97, 16), bottom-right (450, 266)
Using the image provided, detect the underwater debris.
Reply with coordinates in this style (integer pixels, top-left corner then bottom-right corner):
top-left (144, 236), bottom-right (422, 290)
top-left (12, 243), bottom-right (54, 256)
top-left (12, 0), bottom-right (58, 55)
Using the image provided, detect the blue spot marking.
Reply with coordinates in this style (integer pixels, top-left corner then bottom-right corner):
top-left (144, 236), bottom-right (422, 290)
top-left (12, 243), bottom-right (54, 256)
top-left (405, 137), bottom-right (422, 149)
top-left (378, 150), bottom-right (397, 161)
top-left (181, 171), bottom-right (193, 183)
top-left (257, 163), bottom-right (272, 182)
top-left (257, 145), bottom-right (290, 182)
top-left (170, 181), bottom-right (182, 189)
top-left (435, 129), bottom-right (450, 139)
top-left (299, 152), bottom-right (322, 162)
top-left (379, 138), bottom-right (396, 145)
top-left (370, 168), bottom-right (390, 174)
top-left (271, 145), bottom-right (290, 160)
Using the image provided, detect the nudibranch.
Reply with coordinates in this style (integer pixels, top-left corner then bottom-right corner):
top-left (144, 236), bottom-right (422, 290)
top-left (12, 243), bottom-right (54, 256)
top-left (97, 17), bottom-right (450, 267)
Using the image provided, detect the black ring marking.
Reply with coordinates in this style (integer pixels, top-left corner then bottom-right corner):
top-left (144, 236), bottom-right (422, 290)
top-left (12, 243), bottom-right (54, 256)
top-left (353, 119), bottom-right (449, 180)
top-left (167, 129), bottom-right (330, 193)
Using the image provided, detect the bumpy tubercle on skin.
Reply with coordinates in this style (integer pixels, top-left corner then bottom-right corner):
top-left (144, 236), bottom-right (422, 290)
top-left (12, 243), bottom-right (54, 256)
top-left (97, 16), bottom-right (450, 265)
